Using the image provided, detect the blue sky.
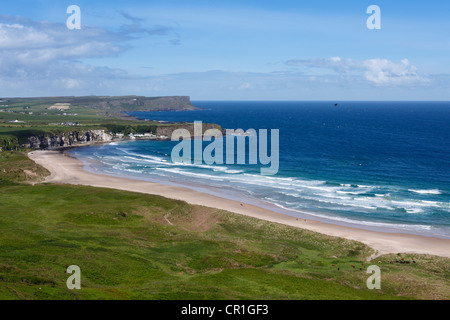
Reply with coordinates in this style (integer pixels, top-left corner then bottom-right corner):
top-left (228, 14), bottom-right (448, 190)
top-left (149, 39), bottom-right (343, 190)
top-left (0, 0), bottom-right (449, 100)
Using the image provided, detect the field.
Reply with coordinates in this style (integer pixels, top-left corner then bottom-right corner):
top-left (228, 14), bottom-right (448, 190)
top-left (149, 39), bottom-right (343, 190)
top-left (0, 152), bottom-right (449, 300)
top-left (0, 96), bottom-right (196, 150)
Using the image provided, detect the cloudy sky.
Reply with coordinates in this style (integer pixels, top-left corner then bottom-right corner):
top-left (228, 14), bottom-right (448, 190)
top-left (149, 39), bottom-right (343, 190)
top-left (0, 0), bottom-right (449, 100)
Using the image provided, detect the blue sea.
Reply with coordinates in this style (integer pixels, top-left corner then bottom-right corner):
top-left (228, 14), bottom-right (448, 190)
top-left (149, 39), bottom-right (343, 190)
top-left (68, 101), bottom-right (450, 238)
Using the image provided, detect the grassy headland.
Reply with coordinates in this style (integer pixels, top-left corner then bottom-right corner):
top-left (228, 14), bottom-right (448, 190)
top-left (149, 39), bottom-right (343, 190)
top-left (0, 152), bottom-right (449, 300)
top-left (0, 95), bottom-right (198, 150)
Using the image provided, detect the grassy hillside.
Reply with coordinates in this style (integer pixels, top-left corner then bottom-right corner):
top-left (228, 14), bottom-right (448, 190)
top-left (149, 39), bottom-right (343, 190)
top-left (0, 151), bottom-right (50, 183)
top-left (0, 152), bottom-right (448, 300)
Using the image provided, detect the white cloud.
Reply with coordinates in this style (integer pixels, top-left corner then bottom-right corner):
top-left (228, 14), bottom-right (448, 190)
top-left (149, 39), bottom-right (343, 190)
top-left (362, 58), bottom-right (428, 85)
top-left (0, 14), bottom-right (178, 96)
top-left (0, 20), bottom-right (126, 73)
top-left (236, 82), bottom-right (252, 90)
top-left (286, 57), bottom-right (430, 86)
top-left (0, 13), bottom-right (445, 100)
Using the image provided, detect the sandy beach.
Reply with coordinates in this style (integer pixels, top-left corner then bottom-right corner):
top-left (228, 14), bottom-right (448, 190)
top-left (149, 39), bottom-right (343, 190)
top-left (28, 150), bottom-right (450, 259)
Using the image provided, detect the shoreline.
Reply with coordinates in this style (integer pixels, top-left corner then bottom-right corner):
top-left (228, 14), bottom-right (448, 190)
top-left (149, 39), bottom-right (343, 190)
top-left (28, 149), bottom-right (450, 259)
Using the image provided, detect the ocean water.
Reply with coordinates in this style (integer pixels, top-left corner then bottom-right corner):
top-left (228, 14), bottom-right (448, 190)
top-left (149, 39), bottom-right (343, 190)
top-left (68, 101), bottom-right (450, 238)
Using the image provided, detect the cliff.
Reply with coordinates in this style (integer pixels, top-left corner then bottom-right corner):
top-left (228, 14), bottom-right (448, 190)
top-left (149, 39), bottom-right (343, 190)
top-left (155, 123), bottom-right (222, 138)
top-left (21, 123), bottom-right (223, 149)
top-left (88, 96), bottom-right (197, 113)
top-left (125, 96), bottom-right (196, 111)
top-left (23, 130), bottom-right (113, 149)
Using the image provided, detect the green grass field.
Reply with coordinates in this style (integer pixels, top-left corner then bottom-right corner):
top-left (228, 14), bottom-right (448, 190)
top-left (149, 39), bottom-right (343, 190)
top-left (0, 96), bottom-right (209, 151)
top-left (0, 152), bottom-right (449, 300)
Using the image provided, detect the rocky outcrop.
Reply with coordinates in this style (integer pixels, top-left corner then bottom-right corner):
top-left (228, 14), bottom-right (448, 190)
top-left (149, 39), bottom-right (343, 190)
top-left (156, 123), bottom-right (222, 138)
top-left (22, 124), bottom-right (222, 149)
top-left (23, 130), bottom-right (113, 149)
